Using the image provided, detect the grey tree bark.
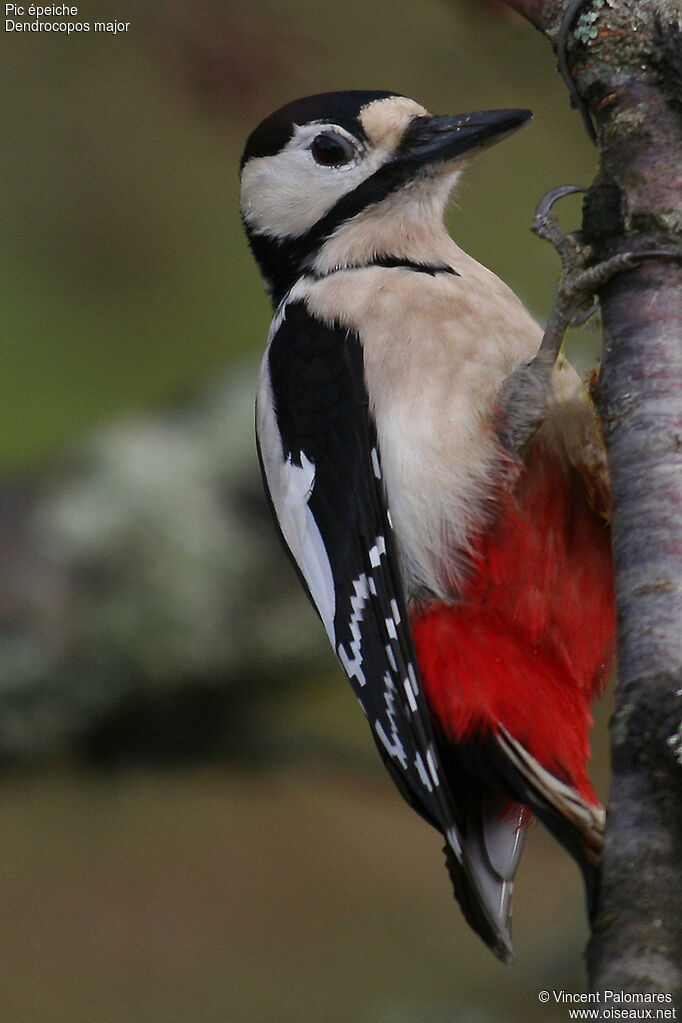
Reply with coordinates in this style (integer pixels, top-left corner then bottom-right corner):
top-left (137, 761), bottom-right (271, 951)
top-left (496, 0), bottom-right (682, 1006)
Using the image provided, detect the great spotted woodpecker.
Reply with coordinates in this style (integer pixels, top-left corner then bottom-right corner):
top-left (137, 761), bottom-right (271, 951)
top-left (240, 90), bottom-right (615, 961)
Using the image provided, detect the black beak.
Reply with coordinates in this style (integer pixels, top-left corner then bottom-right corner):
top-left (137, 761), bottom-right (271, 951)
top-left (396, 108), bottom-right (532, 169)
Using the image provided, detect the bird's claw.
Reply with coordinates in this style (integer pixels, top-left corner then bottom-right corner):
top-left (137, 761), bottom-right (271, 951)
top-left (533, 184), bottom-right (682, 365)
top-left (532, 184), bottom-right (600, 328)
top-left (534, 185), bottom-right (682, 312)
top-left (532, 184), bottom-right (585, 237)
top-left (532, 184), bottom-right (591, 279)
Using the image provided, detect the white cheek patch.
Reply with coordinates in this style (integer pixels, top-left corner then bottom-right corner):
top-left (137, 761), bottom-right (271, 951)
top-left (240, 123), bottom-right (390, 241)
top-left (241, 151), bottom-right (337, 239)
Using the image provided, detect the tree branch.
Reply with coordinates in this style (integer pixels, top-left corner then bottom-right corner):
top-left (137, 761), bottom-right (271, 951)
top-left (497, 0), bottom-right (682, 1006)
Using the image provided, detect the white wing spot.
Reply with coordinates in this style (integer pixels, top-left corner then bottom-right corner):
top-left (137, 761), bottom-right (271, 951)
top-left (415, 752), bottom-right (434, 793)
top-left (283, 451), bottom-right (336, 641)
top-left (371, 447), bottom-right (382, 479)
top-left (426, 746), bottom-right (441, 787)
top-left (385, 617), bottom-right (397, 640)
top-left (256, 345), bottom-right (337, 641)
top-left (403, 676), bottom-right (417, 713)
top-left (337, 573), bottom-right (370, 686)
top-left (385, 644), bottom-right (397, 672)
top-left (374, 674), bottom-right (408, 769)
top-left (368, 535), bottom-right (386, 568)
top-left (390, 598), bottom-right (401, 625)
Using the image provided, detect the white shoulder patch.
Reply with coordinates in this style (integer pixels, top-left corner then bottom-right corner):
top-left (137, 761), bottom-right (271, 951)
top-left (256, 340), bottom-right (336, 644)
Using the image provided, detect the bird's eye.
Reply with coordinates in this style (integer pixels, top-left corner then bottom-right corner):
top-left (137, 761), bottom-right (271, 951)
top-left (310, 132), bottom-right (356, 167)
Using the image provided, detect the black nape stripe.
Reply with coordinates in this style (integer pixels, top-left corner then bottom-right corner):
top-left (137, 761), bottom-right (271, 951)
top-left (368, 255), bottom-right (459, 277)
top-left (246, 224), bottom-right (461, 306)
top-left (312, 256), bottom-right (459, 281)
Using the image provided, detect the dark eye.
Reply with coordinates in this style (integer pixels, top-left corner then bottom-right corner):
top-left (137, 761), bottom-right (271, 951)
top-left (310, 132), bottom-right (356, 167)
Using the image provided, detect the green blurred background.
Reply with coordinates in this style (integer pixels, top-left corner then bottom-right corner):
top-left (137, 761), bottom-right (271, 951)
top-left (0, 1), bottom-right (610, 1020)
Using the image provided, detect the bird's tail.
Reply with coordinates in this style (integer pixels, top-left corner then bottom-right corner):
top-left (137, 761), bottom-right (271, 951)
top-left (443, 790), bottom-right (526, 963)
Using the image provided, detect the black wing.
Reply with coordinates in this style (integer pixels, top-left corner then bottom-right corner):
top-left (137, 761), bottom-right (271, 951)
top-left (256, 297), bottom-right (516, 960)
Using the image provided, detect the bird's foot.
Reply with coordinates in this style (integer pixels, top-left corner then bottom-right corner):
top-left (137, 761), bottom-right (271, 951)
top-left (531, 183), bottom-right (600, 331)
top-left (496, 184), bottom-right (682, 456)
top-left (533, 183), bottom-right (682, 338)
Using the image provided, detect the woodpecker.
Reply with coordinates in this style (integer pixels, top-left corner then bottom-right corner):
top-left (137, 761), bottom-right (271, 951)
top-left (240, 90), bottom-right (615, 961)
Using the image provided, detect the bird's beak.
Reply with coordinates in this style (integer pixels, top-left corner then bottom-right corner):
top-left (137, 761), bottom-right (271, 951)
top-left (395, 108), bottom-right (532, 170)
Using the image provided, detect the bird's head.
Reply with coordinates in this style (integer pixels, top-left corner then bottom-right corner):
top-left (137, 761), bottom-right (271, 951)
top-left (240, 91), bottom-right (531, 304)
